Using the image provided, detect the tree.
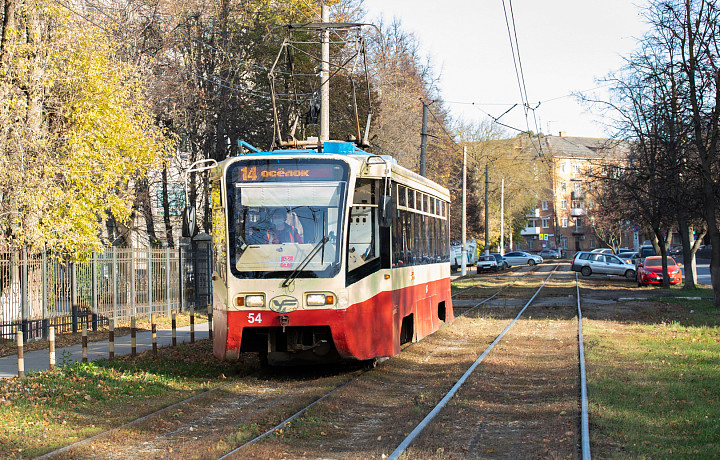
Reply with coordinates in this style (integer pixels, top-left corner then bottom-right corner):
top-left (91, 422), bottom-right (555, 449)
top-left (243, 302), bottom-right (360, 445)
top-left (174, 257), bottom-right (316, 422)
top-left (0, 0), bottom-right (170, 256)
top-left (594, 0), bottom-right (719, 295)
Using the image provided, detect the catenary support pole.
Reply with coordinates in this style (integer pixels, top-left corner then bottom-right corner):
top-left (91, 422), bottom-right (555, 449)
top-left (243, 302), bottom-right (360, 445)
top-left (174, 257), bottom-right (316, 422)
top-left (461, 146), bottom-right (467, 276)
top-left (420, 101), bottom-right (428, 177)
top-left (500, 178), bottom-right (505, 255)
top-left (485, 163), bottom-right (490, 255)
top-left (320, 5), bottom-right (330, 143)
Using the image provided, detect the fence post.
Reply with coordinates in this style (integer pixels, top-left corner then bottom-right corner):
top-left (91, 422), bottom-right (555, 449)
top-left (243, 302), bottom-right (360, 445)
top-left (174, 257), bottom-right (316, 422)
top-left (148, 246), bottom-right (153, 318)
top-left (42, 249), bottom-right (48, 339)
top-left (112, 247), bottom-right (118, 323)
top-left (91, 251), bottom-right (98, 332)
top-left (49, 326), bottom-right (55, 370)
top-left (166, 247), bottom-right (171, 318)
top-left (131, 245), bottom-right (136, 318)
top-left (17, 331), bottom-right (24, 378)
top-left (21, 248), bottom-right (28, 342)
top-left (71, 261), bottom-right (78, 334)
top-left (178, 247), bottom-right (184, 313)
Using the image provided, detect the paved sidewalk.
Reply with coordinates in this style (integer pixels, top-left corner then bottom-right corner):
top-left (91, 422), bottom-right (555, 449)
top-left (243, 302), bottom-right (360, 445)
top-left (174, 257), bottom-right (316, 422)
top-left (0, 323), bottom-right (211, 378)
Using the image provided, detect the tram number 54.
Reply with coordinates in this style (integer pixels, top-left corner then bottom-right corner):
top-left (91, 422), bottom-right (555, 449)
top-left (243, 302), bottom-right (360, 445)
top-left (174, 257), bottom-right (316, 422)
top-left (247, 313), bottom-right (263, 324)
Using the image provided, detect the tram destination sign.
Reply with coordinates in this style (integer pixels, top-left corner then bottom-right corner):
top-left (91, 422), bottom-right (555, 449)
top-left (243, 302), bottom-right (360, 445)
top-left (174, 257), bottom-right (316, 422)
top-left (234, 162), bottom-right (343, 182)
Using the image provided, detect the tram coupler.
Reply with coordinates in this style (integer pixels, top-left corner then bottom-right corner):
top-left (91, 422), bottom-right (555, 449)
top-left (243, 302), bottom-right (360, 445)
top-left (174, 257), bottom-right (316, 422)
top-left (279, 315), bottom-right (290, 332)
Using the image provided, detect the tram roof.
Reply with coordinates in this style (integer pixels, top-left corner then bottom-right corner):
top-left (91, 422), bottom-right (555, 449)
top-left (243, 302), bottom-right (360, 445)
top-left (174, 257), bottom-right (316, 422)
top-left (226, 141), bottom-right (449, 198)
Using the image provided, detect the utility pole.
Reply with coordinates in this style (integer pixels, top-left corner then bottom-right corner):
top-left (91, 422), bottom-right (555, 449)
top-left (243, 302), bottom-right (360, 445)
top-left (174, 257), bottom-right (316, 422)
top-left (500, 178), bottom-right (504, 255)
top-left (461, 146), bottom-right (467, 276)
top-left (320, 5), bottom-right (330, 143)
top-left (420, 101), bottom-right (428, 176)
top-left (485, 163), bottom-right (490, 255)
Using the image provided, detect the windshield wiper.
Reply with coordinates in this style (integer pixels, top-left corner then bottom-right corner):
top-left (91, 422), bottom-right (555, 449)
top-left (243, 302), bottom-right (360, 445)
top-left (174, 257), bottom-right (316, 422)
top-left (281, 236), bottom-right (330, 288)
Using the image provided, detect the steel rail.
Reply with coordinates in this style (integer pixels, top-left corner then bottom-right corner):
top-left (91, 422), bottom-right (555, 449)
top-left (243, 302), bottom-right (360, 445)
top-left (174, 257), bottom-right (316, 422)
top-left (218, 267), bottom-right (540, 458)
top-left (37, 380), bottom-right (235, 459)
top-left (577, 273), bottom-right (592, 460)
top-left (387, 264), bottom-right (560, 459)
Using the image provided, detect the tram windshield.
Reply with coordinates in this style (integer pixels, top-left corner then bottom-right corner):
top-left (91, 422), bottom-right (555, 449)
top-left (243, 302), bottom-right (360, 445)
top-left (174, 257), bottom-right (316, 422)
top-left (226, 158), bottom-right (349, 279)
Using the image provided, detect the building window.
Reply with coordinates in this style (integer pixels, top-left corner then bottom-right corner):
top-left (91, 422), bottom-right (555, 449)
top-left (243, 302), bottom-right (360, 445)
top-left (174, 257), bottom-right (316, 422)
top-left (541, 200), bottom-right (548, 210)
top-left (561, 182), bottom-right (567, 192)
top-left (156, 183), bottom-right (186, 216)
top-left (590, 238), bottom-right (596, 249)
top-left (528, 219), bottom-right (536, 228)
top-left (574, 182), bottom-right (582, 194)
top-left (562, 217), bottom-right (568, 228)
top-left (576, 217), bottom-right (583, 228)
top-left (561, 162), bottom-right (567, 173)
top-left (573, 164), bottom-right (582, 177)
top-left (542, 218), bottom-right (550, 228)
top-left (561, 200), bottom-right (567, 209)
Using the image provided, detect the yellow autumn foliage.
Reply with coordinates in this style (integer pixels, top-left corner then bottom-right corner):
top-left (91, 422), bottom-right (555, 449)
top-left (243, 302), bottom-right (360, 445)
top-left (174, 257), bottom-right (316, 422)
top-left (0, 1), bottom-right (172, 257)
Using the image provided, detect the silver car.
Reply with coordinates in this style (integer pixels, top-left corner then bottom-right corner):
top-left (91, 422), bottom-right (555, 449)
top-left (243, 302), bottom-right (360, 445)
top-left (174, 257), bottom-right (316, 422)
top-left (503, 251), bottom-right (543, 266)
top-left (572, 251), bottom-right (636, 279)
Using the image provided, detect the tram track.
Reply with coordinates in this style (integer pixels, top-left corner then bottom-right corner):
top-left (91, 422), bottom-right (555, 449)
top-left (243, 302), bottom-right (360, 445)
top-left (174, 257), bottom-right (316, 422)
top-left (219, 262), bottom-right (591, 459)
top-left (39, 263), bottom-right (592, 459)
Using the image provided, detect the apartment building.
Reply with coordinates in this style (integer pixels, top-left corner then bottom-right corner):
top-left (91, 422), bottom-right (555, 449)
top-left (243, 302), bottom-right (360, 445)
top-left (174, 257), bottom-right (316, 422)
top-left (519, 133), bottom-right (633, 254)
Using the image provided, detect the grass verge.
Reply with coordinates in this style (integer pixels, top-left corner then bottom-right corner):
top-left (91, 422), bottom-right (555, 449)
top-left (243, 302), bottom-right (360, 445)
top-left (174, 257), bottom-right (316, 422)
top-left (584, 303), bottom-right (720, 458)
top-left (0, 339), bottom-right (254, 459)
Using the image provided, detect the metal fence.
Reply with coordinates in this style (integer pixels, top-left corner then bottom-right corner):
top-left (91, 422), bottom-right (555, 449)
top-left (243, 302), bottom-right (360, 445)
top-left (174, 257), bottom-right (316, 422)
top-left (0, 247), bottom-right (191, 342)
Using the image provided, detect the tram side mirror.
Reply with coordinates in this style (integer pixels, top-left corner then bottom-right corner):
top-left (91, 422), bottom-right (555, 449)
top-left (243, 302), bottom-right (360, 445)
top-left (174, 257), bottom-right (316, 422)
top-left (378, 195), bottom-right (394, 227)
top-left (182, 206), bottom-right (197, 238)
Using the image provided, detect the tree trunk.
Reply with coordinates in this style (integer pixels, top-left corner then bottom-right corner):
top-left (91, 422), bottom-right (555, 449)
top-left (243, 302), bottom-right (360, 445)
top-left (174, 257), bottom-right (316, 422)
top-left (162, 163), bottom-right (175, 248)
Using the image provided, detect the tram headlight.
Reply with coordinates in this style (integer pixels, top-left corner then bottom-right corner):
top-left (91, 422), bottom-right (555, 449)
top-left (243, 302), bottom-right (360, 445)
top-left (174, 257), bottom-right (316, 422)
top-left (306, 293), bottom-right (334, 306)
top-left (244, 295), bottom-right (265, 308)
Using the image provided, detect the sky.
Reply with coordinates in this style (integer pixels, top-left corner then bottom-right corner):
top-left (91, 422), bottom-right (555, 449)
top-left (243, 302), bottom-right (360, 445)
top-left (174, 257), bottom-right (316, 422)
top-left (361, 0), bottom-right (649, 139)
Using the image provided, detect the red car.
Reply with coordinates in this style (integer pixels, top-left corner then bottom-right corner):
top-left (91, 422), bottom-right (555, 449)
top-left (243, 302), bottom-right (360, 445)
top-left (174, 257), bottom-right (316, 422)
top-left (637, 256), bottom-right (683, 286)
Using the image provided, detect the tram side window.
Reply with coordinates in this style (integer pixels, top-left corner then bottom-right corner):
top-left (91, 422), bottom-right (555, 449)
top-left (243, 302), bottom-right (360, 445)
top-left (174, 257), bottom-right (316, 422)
top-left (347, 180), bottom-right (382, 285)
top-left (397, 185), bottom-right (407, 207)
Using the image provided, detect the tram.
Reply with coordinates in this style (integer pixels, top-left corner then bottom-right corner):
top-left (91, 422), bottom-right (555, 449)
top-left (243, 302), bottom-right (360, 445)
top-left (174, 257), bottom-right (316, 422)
top-left (199, 141), bottom-right (453, 365)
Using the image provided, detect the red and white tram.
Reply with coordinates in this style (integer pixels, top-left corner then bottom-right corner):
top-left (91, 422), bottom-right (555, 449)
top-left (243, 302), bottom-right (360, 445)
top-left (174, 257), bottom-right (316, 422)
top-left (206, 141), bottom-right (453, 365)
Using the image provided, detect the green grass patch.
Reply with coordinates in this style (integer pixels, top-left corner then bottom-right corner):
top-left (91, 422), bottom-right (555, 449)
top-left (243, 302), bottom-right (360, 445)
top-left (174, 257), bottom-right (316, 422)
top-left (585, 316), bottom-right (720, 458)
top-left (0, 340), bottom-right (254, 459)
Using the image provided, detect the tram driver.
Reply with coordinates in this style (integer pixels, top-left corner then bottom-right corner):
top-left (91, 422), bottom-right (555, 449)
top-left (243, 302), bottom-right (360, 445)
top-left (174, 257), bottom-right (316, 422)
top-left (265, 209), bottom-right (303, 244)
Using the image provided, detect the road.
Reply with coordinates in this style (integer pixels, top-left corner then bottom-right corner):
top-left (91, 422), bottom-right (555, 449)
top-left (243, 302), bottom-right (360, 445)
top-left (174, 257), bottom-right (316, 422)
top-left (682, 263), bottom-right (710, 285)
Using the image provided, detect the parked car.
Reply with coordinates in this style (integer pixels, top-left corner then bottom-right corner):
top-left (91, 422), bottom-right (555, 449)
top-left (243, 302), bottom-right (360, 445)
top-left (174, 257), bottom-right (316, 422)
top-left (476, 254), bottom-right (498, 273)
top-left (491, 253), bottom-right (509, 270)
top-left (537, 249), bottom-right (561, 259)
top-left (637, 256), bottom-right (683, 286)
top-left (503, 251), bottom-right (543, 266)
top-left (617, 251), bottom-right (639, 265)
top-left (571, 251), bottom-right (636, 279)
top-left (668, 246), bottom-right (683, 257)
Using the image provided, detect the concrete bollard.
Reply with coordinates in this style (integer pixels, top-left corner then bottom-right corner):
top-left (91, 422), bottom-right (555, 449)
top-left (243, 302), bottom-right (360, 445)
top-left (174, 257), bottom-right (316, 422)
top-left (109, 318), bottom-right (115, 360)
top-left (131, 316), bottom-right (137, 358)
top-left (171, 311), bottom-right (177, 347)
top-left (151, 313), bottom-right (157, 354)
top-left (17, 331), bottom-right (24, 378)
top-left (190, 306), bottom-right (195, 344)
top-left (82, 322), bottom-right (88, 362)
top-left (49, 327), bottom-right (55, 370)
top-left (207, 304), bottom-right (213, 341)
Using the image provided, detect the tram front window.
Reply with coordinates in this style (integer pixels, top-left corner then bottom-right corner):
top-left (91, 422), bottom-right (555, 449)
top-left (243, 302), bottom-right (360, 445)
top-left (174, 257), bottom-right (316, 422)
top-left (227, 159), bottom-right (348, 279)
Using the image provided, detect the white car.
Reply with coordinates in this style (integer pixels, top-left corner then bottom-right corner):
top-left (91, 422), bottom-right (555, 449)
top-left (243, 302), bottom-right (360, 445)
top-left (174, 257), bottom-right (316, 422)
top-left (503, 251), bottom-right (543, 266)
top-left (476, 254), bottom-right (498, 273)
